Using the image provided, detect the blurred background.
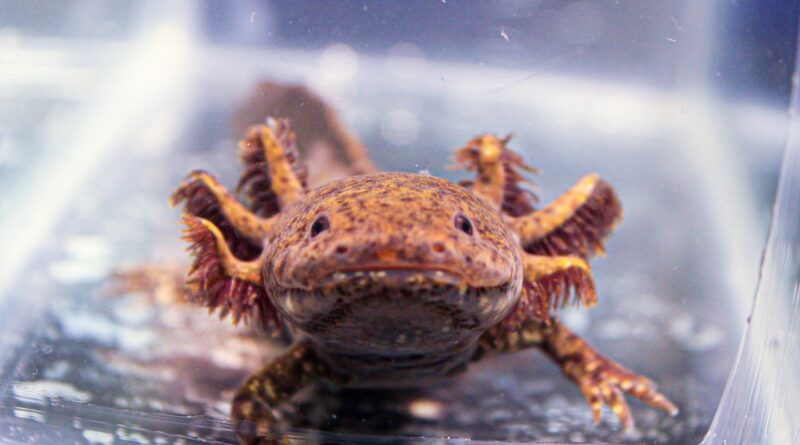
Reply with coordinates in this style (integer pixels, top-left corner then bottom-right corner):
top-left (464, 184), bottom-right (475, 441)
top-left (0, 1), bottom-right (797, 444)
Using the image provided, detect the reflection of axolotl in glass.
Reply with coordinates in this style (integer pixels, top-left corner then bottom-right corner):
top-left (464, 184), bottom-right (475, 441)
top-left (157, 86), bottom-right (677, 444)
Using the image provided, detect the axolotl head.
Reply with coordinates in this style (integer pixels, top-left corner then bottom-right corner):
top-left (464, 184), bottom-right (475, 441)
top-left (262, 173), bottom-right (523, 356)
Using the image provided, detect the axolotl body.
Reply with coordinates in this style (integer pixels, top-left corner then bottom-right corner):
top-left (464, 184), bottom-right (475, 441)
top-left (159, 95), bottom-right (677, 444)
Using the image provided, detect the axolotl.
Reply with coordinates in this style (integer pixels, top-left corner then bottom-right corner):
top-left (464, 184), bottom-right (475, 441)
top-left (163, 100), bottom-right (677, 444)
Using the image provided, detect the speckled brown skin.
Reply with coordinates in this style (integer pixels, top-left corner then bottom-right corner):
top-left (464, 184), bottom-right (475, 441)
top-left (165, 115), bottom-right (677, 444)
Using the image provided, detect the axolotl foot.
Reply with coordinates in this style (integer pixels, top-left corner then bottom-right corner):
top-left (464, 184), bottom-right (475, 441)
top-left (550, 325), bottom-right (679, 431)
top-left (479, 319), bottom-right (678, 431)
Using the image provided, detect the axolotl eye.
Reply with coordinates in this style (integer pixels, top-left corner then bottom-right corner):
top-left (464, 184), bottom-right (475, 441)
top-left (309, 215), bottom-right (330, 238)
top-left (454, 213), bottom-right (474, 236)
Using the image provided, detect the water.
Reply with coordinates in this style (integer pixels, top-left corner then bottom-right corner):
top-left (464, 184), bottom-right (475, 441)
top-left (0, 2), bottom-right (795, 444)
top-left (0, 65), bottom-right (751, 444)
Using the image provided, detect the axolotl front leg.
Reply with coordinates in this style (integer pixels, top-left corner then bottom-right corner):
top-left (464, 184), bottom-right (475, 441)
top-left (231, 340), bottom-right (333, 445)
top-left (477, 318), bottom-right (678, 431)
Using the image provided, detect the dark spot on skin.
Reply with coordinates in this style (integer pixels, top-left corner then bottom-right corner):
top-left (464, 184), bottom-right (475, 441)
top-left (432, 242), bottom-right (446, 254)
top-left (335, 245), bottom-right (349, 255)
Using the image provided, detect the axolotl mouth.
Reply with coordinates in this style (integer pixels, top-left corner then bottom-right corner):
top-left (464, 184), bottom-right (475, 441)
top-left (269, 266), bottom-right (520, 356)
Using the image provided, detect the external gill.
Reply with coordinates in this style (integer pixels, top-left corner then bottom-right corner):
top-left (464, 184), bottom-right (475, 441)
top-left (171, 170), bottom-right (273, 246)
top-left (237, 119), bottom-right (308, 217)
top-left (181, 215), bottom-right (278, 330)
top-left (510, 174), bottom-right (622, 259)
top-left (453, 133), bottom-right (539, 216)
top-left (501, 255), bottom-right (597, 330)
